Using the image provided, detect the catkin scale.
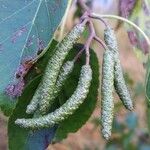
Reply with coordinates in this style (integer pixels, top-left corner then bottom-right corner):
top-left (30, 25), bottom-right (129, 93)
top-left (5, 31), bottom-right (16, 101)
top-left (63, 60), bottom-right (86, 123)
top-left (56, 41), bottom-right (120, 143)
top-left (15, 65), bottom-right (92, 129)
top-left (104, 27), bottom-right (133, 111)
top-left (55, 61), bottom-right (74, 93)
top-left (26, 61), bottom-right (74, 114)
top-left (48, 61), bottom-right (75, 102)
top-left (26, 87), bottom-right (42, 114)
top-left (101, 50), bottom-right (114, 140)
top-left (28, 23), bottom-right (85, 115)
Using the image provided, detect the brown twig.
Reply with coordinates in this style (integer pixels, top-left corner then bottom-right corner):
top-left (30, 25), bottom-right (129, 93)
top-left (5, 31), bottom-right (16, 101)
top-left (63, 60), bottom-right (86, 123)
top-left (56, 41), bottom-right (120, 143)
top-left (84, 21), bottom-right (95, 65)
top-left (77, 0), bottom-right (108, 27)
top-left (88, 14), bottom-right (108, 28)
top-left (74, 20), bottom-right (108, 63)
top-left (94, 36), bottom-right (108, 50)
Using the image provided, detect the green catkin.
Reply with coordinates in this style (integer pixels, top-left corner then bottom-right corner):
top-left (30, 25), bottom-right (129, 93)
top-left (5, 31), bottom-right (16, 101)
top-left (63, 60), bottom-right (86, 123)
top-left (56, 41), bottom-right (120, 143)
top-left (104, 27), bottom-right (133, 111)
top-left (27, 23), bottom-right (85, 115)
top-left (114, 59), bottom-right (133, 110)
top-left (26, 61), bottom-right (74, 114)
top-left (48, 60), bottom-right (75, 103)
top-left (54, 61), bottom-right (74, 95)
top-left (104, 27), bottom-right (118, 52)
top-left (101, 50), bottom-right (115, 140)
top-left (15, 65), bottom-right (92, 129)
top-left (26, 86), bottom-right (42, 114)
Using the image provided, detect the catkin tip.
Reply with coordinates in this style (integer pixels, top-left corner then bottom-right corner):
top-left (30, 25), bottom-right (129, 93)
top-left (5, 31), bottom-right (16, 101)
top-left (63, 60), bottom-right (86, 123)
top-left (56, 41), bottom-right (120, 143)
top-left (26, 109), bottom-right (32, 114)
top-left (26, 106), bottom-right (34, 114)
top-left (128, 105), bottom-right (134, 111)
top-left (101, 129), bottom-right (111, 140)
top-left (15, 119), bottom-right (22, 125)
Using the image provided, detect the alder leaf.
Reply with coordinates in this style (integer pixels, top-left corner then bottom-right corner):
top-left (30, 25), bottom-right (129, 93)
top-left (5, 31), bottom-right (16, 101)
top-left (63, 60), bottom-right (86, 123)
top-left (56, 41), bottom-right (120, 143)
top-left (0, 0), bottom-right (67, 114)
top-left (8, 76), bottom-right (40, 150)
top-left (8, 42), bottom-right (100, 149)
top-left (145, 57), bottom-right (150, 132)
top-left (0, 0), bottom-right (67, 95)
top-left (0, 39), bottom-right (57, 117)
top-left (146, 57), bottom-right (150, 101)
top-left (146, 72), bottom-right (150, 101)
top-left (8, 40), bottom-right (59, 150)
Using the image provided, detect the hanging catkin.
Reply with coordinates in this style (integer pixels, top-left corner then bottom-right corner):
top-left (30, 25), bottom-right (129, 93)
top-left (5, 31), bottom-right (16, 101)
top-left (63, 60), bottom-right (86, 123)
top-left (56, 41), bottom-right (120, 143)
top-left (53, 61), bottom-right (74, 97)
top-left (26, 22), bottom-right (85, 115)
top-left (101, 50), bottom-right (115, 140)
top-left (114, 58), bottom-right (133, 110)
top-left (26, 61), bottom-right (74, 114)
top-left (15, 65), bottom-right (92, 129)
top-left (104, 27), bottom-right (133, 111)
top-left (26, 86), bottom-right (42, 114)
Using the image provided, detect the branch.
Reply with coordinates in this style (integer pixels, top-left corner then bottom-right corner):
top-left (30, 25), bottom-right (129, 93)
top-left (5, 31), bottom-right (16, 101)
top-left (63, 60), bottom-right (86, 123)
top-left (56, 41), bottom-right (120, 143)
top-left (90, 13), bottom-right (150, 47)
top-left (77, 0), bottom-right (107, 27)
top-left (94, 36), bottom-right (108, 50)
top-left (74, 20), bottom-right (107, 64)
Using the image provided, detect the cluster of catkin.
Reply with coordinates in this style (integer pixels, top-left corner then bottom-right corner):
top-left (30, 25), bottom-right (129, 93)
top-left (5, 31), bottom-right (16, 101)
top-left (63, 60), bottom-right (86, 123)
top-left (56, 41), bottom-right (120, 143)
top-left (15, 21), bottom-right (133, 141)
top-left (101, 27), bottom-right (133, 140)
top-left (15, 22), bottom-right (93, 129)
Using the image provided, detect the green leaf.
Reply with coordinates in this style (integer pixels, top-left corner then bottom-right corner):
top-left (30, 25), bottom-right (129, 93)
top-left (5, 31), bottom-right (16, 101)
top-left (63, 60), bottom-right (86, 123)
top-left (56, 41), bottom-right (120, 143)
top-left (8, 42), bottom-right (100, 149)
top-left (146, 57), bottom-right (150, 131)
top-left (146, 103), bottom-right (150, 132)
top-left (8, 76), bottom-right (58, 150)
top-left (25, 40), bottom-right (58, 82)
top-left (146, 72), bottom-right (150, 101)
top-left (0, 0), bottom-right (67, 106)
top-left (0, 40), bottom-right (57, 117)
top-left (8, 40), bottom-right (59, 150)
top-left (54, 44), bottom-right (100, 141)
top-left (0, 94), bottom-right (16, 116)
top-left (8, 76), bottom-right (41, 150)
top-left (146, 57), bottom-right (150, 101)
